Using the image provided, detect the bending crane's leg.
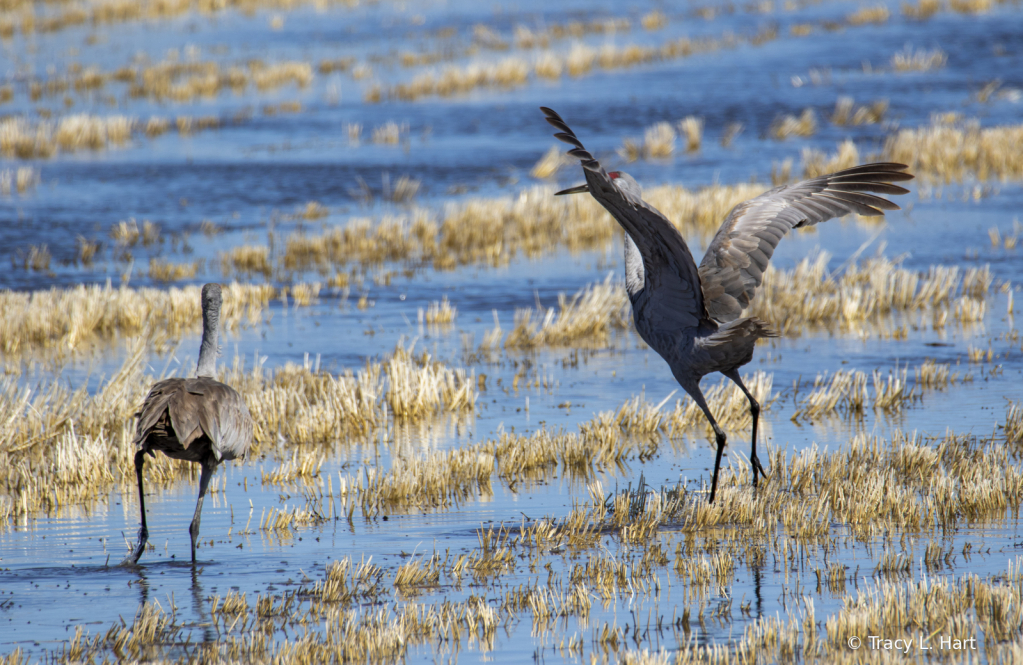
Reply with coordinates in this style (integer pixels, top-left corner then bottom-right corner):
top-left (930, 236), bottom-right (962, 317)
top-left (122, 450), bottom-right (149, 565)
top-left (724, 370), bottom-right (768, 488)
top-left (189, 458), bottom-right (217, 564)
top-left (686, 384), bottom-right (728, 504)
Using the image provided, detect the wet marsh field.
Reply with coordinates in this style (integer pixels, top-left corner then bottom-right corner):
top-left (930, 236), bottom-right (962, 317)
top-left (3, 0), bottom-right (1023, 662)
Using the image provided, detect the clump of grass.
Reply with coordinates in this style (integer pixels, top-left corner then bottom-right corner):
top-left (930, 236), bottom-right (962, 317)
top-left (678, 116), bottom-right (703, 152)
top-left (13, 244), bottom-right (52, 272)
top-left (505, 275), bottom-right (629, 349)
top-left (771, 158), bottom-right (793, 185)
top-left (299, 201), bottom-right (329, 220)
top-left (75, 236), bottom-right (101, 266)
top-left (0, 114), bottom-right (135, 159)
top-left (391, 57), bottom-right (529, 100)
top-left (792, 370), bottom-right (869, 420)
top-left (770, 108), bottom-right (817, 139)
top-left (531, 145), bottom-right (573, 178)
top-left (566, 44), bottom-right (597, 77)
top-left (0, 282), bottom-right (285, 357)
top-left (662, 371), bottom-right (775, 433)
top-left (148, 258), bottom-right (201, 282)
top-left (902, 0), bottom-right (942, 18)
top-left (619, 119), bottom-right (704, 161)
top-left (0, 166), bottom-right (39, 194)
top-left (220, 245), bottom-right (272, 278)
top-left (533, 52), bottom-right (563, 79)
top-left (144, 116), bottom-right (170, 137)
top-left (830, 96), bottom-right (888, 125)
top-left (262, 450), bottom-right (326, 486)
top-left (915, 359), bottom-right (969, 387)
top-left (884, 115), bottom-right (1023, 181)
top-left (846, 4), bottom-right (890, 24)
top-left (643, 121), bottom-right (676, 158)
top-left (989, 224), bottom-right (1020, 249)
top-left (385, 26), bottom-right (775, 102)
top-left (387, 175), bottom-right (420, 203)
top-left (641, 10), bottom-right (667, 30)
top-left (891, 46), bottom-right (947, 72)
top-left (721, 122), bottom-right (743, 147)
top-left (418, 296), bottom-right (457, 325)
top-left (371, 121), bottom-right (407, 144)
top-left (513, 17), bottom-right (631, 50)
top-left (288, 282), bottom-right (320, 306)
top-left (384, 341), bottom-right (477, 419)
top-left (261, 101), bottom-right (302, 115)
top-left (950, 0), bottom-right (992, 12)
top-left (319, 57), bottom-right (356, 74)
top-left (110, 218), bottom-right (140, 247)
top-left (750, 252), bottom-right (994, 332)
top-left (801, 139), bottom-right (860, 178)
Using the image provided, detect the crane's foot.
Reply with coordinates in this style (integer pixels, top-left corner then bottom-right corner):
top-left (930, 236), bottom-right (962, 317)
top-left (120, 526), bottom-right (148, 566)
top-left (751, 455), bottom-right (769, 488)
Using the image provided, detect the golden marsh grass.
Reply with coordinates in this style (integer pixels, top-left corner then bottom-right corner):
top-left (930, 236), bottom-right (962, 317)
top-left (385, 28), bottom-right (774, 101)
top-left (12, 400), bottom-right (1023, 662)
top-left (0, 166), bottom-right (39, 195)
top-left (0, 282), bottom-right (279, 356)
top-left (846, 4), bottom-right (891, 24)
top-left (903, 0), bottom-right (942, 17)
top-left (1, 338), bottom-right (479, 523)
top-left (770, 108), bottom-right (817, 140)
top-left (830, 96), bottom-right (888, 125)
top-left (890, 45), bottom-right (947, 71)
top-left (270, 182), bottom-right (769, 279)
top-left (495, 251), bottom-right (992, 353)
top-left (884, 116), bottom-right (1023, 181)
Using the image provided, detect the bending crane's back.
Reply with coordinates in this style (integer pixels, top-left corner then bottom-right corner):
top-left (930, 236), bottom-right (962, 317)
top-left (135, 376), bottom-right (252, 464)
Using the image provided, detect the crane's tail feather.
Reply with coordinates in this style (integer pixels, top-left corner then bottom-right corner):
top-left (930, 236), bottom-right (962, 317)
top-left (541, 106), bottom-right (604, 173)
top-left (554, 132), bottom-right (584, 149)
top-left (704, 318), bottom-right (779, 347)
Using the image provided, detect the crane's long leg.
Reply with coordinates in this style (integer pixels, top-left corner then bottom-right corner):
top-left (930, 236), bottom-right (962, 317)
top-left (724, 370), bottom-right (768, 488)
top-left (685, 384), bottom-right (728, 504)
top-left (122, 450), bottom-right (149, 565)
top-left (188, 458), bottom-right (217, 564)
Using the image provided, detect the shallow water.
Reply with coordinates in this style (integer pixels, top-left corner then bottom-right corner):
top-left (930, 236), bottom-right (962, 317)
top-left (2, 0), bottom-right (1023, 661)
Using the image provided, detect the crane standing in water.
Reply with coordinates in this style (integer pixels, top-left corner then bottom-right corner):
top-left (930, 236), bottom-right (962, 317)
top-left (541, 107), bottom-right (912, 503)
top-left (122, 283), bottom-right (253, 564)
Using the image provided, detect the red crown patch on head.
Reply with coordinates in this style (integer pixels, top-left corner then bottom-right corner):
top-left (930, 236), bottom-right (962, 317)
top-left (608, 171), bottom-right (620, 179)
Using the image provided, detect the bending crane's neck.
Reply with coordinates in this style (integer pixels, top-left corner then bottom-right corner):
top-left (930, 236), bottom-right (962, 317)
top-left (623, 232), bottom-right (645, 302)
top-left (196, 303), bottom-right (220, 378)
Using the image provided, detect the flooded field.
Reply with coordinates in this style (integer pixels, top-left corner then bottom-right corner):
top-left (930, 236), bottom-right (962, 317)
top-left (2, 0), bottom-right (1023, 662)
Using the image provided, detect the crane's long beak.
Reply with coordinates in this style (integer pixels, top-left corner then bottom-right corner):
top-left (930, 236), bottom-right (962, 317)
top-left (554, 183), bottom-right (589, 196)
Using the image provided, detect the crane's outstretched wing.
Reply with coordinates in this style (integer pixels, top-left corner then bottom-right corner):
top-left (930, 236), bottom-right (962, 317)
top-left (541, 107), bottom-right (706, 331)
top-left (698, 163), bottom-right (913, 322)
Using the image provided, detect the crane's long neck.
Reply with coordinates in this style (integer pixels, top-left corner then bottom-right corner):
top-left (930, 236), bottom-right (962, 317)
top-left (195, 302), bottom-right (220, 378)
top-left (623, 232), bottom-right (645, 302)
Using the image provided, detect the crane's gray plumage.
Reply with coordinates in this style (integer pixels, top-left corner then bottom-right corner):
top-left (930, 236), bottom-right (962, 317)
top-left (123, 283), bottom-right (253, 565)
top-left (541, 106), bottom-right (912, 502)
top-left (698, 163), bottom-right (912, 322)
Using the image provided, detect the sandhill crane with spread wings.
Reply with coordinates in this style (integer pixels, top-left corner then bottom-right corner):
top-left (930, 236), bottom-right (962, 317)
top-left (122, 283), bottom-right (253, 565)
top-left (541, 107), bottom-right (912, 503)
